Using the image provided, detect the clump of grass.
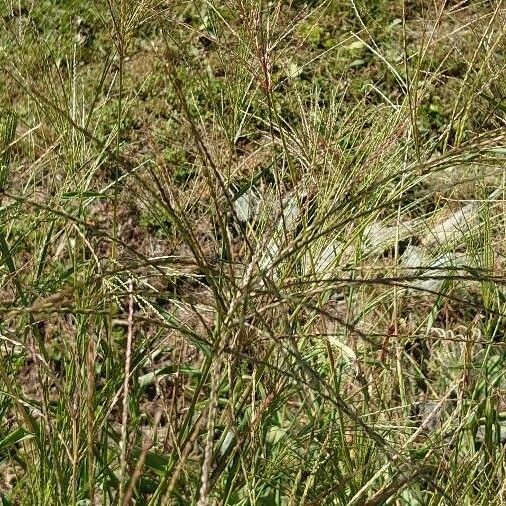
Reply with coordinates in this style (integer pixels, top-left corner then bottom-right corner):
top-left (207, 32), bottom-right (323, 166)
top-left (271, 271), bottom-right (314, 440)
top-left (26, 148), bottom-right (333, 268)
top-left (0, 0), bottom-right (505, 504)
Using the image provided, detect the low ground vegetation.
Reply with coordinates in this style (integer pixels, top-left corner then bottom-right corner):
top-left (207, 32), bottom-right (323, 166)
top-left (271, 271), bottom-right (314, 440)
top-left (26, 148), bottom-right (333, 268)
top-left (0, 0), bottom-right (506, 504)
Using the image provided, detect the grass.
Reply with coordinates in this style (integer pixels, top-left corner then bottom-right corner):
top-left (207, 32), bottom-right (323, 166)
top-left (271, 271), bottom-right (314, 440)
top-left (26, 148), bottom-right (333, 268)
top-left (0, 0), bottom-right (505, 504)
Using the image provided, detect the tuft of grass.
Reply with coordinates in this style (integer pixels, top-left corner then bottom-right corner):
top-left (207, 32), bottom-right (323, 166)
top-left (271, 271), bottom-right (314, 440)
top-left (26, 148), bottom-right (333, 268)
top-left (0, 0), bottom-right (505, 504)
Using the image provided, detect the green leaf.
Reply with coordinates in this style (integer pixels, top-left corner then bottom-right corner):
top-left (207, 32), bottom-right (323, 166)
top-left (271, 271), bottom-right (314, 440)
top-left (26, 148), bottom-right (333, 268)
top-left (61, 191), bottom-right (108, 199)
top-left (0, 493), bottom-right (13, 506)
top-left (0, 112), bottom-right (17, 188)
top-left (0, 426), bottom-right (32, 453)
top-left (131, 447), bottom-right (168, 476)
